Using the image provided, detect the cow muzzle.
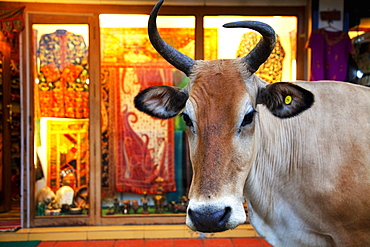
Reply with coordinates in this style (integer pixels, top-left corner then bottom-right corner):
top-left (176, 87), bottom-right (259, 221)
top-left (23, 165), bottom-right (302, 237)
top-left (186, 197), bottom-right (246, 232)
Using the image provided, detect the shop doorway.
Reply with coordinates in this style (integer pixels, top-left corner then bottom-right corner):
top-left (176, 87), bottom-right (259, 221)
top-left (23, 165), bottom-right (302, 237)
top-left (23, 13), bottom-right (100, 227)
top-left (0, 30), bottom-right (21, 231)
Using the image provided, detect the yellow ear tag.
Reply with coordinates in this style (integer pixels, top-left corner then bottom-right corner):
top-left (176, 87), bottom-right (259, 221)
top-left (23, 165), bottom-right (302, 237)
top-left (285, 95), bottom-right (292, 105)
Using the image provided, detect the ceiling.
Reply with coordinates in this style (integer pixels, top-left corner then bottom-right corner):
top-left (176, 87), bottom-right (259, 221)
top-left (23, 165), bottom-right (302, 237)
top-left (1, 0), bottom-right (308, 7)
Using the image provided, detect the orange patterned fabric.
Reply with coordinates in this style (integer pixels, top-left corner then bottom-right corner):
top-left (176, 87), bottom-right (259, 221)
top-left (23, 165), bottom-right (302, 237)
top-left (100, 27), bottom-right (196, 195)
top-left (0, 6), bottom-right (24, 36)
top-left (236, 32), bottom-right (285, 83)
top-left (37, 30), bottom-right (89, 118)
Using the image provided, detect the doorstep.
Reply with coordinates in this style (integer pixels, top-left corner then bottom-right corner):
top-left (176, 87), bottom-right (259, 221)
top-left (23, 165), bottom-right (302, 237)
top-left (0, 224), bottom-right (259, 241)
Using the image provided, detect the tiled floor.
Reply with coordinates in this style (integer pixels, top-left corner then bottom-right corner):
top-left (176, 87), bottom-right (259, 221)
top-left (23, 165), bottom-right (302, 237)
top-left (1, 224), bottom-right (272, 246)
top-left (36, 238), bottom-right (272, 247)
top-left (0, 224), bottom-right (262, 242)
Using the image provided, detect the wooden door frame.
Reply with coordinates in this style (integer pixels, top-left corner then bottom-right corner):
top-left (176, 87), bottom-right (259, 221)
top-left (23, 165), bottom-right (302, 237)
top-left (0, 36), bottom-right (12, 213)
top-left (21, 12), bottom-right (101, 227)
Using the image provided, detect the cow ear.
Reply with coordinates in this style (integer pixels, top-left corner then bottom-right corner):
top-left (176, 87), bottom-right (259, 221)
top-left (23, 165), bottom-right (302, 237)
top-left (257, 82), bottom-right (314, 118)
top-left (134, 86), bottom-right (188, 119)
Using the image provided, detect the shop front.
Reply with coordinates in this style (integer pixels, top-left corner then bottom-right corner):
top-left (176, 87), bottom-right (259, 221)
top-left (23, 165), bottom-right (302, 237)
top-left (1, 1), bottom-right (307, 228)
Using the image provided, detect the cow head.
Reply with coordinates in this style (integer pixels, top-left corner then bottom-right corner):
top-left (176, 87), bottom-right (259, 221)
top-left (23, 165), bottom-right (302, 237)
top-left (134, 0), bottom-right (314, 232)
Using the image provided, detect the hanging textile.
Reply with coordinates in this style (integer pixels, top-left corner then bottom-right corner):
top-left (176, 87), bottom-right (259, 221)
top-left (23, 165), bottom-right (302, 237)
top-left (236, 32), bottom-right (285, 83)
top-left (100, 27), bottom-right (195, 195)
top-left (37, 30), bottom-right (89, 118)
top-left (116, 66), bottom-right (175, 194)
top-left (101, 64), bottom-right (176, 195)
top-left (306, 28), bottom-right (354, 81)
top-left (0, 6), bottom-right (25, 36)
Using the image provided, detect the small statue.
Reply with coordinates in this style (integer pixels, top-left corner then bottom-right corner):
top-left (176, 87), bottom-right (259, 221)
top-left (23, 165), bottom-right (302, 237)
top-left (122, 199), bottom-right (131, 214)
top-left (141, 192), bottom-right (149, 214)
top-left (56, 181), bottom-right (74, 208)
top-left (153, 193), bottom-right (166, 214)
top-left (168, 201), bottom-right (177, 213)
top-left (152, 177), bottom-right (166, 213)
top-left (177, 196), bottom-right (189, 213)
top-left (155, 177), bottom-right (164, 194)
top-left (74, 186), bottom-right (88, 211)
top-left (106, 206), bottom-right (115, 215)
top-left (36, 186), bottom-right (56, 205)
top-left (181, 195), bottom-right (189, 205)
top-left (47, 198), bottom-right (59, 210)
top-left (113, 197), bottom-right (120, 214)
top-left (132, 200), bottom-right (140, 213)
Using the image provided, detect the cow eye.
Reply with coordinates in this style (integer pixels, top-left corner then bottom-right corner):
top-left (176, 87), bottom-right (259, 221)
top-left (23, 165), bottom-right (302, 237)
top-left (241, 110), bottom-right (256, 127)
top-left (181, 113), bottom-right (193, 127)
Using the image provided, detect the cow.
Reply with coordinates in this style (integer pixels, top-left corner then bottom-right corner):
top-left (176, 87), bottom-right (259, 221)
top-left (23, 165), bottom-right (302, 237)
top-left (134, 0), bottom-right (370, 246)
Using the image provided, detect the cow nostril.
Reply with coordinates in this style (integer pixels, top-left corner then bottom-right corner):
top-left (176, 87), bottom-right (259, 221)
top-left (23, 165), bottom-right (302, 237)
top-left (219, 207), bottom-right (231, 226)
top-left (188, 208), bottom-right (193, 217)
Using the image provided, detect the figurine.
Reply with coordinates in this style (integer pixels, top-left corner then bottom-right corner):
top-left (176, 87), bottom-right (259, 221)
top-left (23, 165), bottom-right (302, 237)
top-left (153, 193), bottom-right (166, 214)
top-left (122, 199), bottom-right (131, 214)
top-left (113, 197), bottom-right (120, 214)
top-left (132, 200), bottom-right (139, 213)
top-left (168, 201), bottom-right (177, 213)
top-left (106, 206), bottom-right (115, 215)
top-left (141, 192), bottom-right (149, 214)
top-left (152, 177), bottom-right (166, 213)
top-left (47, 198), bottom-right (59, 210)
top-left (155, 177), bottom-right (164, 194)
top-left (36, 186), bottom-right (56, 205)
top-left (74, 186), bottom-right (88, 211)
top-left (56, 180), bottom-right (74, 208)
top-left (177, 196), bottom-right (189, 213)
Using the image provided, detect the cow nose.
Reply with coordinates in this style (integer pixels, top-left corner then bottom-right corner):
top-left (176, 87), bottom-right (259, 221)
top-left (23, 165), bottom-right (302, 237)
top-left (188, 206), bottom-right (231, 232)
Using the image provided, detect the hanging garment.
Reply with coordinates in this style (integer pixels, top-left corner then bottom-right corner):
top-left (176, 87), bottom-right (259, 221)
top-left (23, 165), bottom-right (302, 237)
top-left (307, 28), bottom-right (353, 81)
top-left (236, 32), bottom-right (285, 83)
top-left (37, 29), bottom-right (89, 118)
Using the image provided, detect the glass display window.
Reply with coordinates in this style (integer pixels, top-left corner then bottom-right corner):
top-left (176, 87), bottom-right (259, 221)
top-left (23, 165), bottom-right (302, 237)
top-left (33, 24), bottom-right (90, 217)
top-left (204, 16), bottom-right (298, 82)
top-left (99, 14), bottom-right (194, 217)
top-left (22, 8), bottom-right (304, 227)
top-left (98, 14), bottom-right (298, 219)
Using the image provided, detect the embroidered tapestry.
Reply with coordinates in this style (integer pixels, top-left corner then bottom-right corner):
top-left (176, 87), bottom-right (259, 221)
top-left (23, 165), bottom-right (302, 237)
top-left (101, 28), bottom-right (196, 196)
top-left (101, 64), bottom-right (177, 195)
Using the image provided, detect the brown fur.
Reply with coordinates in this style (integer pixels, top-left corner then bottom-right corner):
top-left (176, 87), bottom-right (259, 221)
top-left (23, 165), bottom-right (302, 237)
top-left (188, 60), bottom-right (249, 199)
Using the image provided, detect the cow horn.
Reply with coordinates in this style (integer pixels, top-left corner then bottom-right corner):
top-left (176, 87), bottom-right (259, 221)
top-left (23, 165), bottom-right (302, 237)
top-left (148, 0), bottom-right (196, 76)
top-left (223, 21), bottom-right (276, 73)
